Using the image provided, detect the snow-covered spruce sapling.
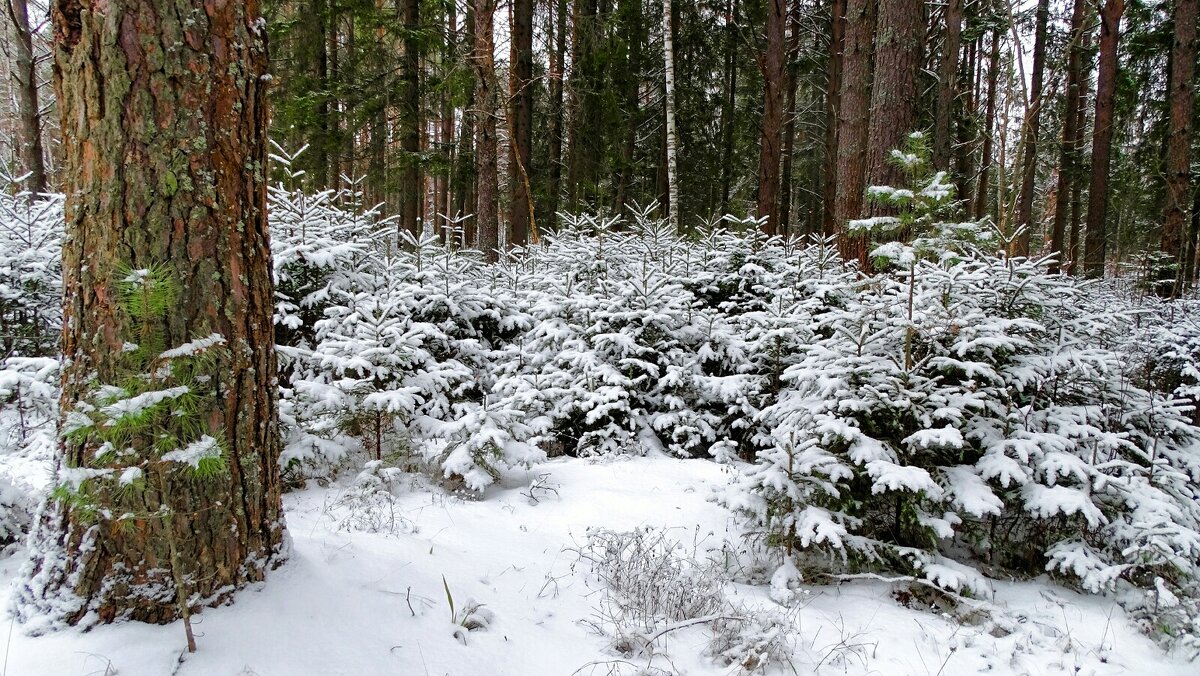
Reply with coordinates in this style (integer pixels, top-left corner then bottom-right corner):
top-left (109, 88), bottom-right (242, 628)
top-left (54, 266), bottom-right (229, 653)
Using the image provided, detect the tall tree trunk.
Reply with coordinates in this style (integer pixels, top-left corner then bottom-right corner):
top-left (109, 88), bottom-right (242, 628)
top-left (455, 3), bottom-right (477, 245)
top-left (778, 0), bottom-right (802, 237)
top-left (756, 0), bottom-right (787, 235)
top-left (6, 0), bottom-right (48, 194)
top-left (509, 0), bottom-right (534, 246)
top-left (18, 0), bottom-right (286, 626)
top-left (822, 0), bottom-right (845, 235)
top-left (545, 0), bottom-right (567, 228)
top-left (865, 0), bottom-right (921, 201)
top-left (973, 28), bottom-right (999, 221)
top-left (1082, 0), bottom-right (1124, 277)
top-left (399, 0), bottom-right (422, 237)
top-left (932, 0), bottom-right (961, 173)
top-left (1014, 0), bottom-right (1049, 255)
top-left (473, 0), bottom-right (499, 261)
top-left (1050, 0), bottom-right (1087, 273)
top-left (663, 0), bottom-right (681, 233)
top-left (720, 0), bottom-right (741, 216)
top-left (1067, 30), bottom-right (1093, 274)
top-left (440, 0), bottom-right (457, 230)
top-left (954, 37), bottom-right (977, 203)
top-left (1161, 0), bottom-right (1197, 294)
top-left (834, 0), bottom-right (874, 262)
top-left (328, 7), bottom-right (342, 189)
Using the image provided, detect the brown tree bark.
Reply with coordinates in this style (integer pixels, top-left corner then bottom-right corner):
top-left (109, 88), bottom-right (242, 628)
top-left (1014, 0), bottom-right (1049, 255)
top-left (509, 0), bottom-right (534, 246)
top-left (864, 0), bottom-right (922, 198)
top-left (834, 0), bottom-right (874, 262)
top-left (821, 0), bottom-right (845, 235)
top-left (1082, 0), bottom-right (1124, 277)
top-left (756, 0), bottom-right (788, 235)
top-left (1050, 0), bottom-right (1088, 273)
top-left (932, 0), bottom-right (962, 173)
top-left (5, 0), bottom-right (48, 194)
top-left (473, 0), bottom-right (499, 261)
top-left (17, 0), bottom-right (286, 626)
top-left (1161, 0), bottom-right (1197, 294)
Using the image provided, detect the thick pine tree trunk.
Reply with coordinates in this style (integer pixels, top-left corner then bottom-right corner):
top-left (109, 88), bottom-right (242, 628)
top-left (1082, 0), bottom-right (1124, 278)
top-left (7, 0), bottom-right (48, 194)
top-left (544, 0), bottom-right (567, 228)
top-left (834, 0), bottom-right (874, 262)
top-left (473, 0), bottom-right (499, 261)
top-left (17, 0), bottom-right (286, 626)
top-left (756, 0), bottom-right (787, 236)
top-left (1161, 0), bottom-right (1197, 294)
top-left (509, 0), bottom-right (534, 246)
top-left (1014, 0), bottom-right (1049, 255)
top-left (864, 0), bottom-right (922, 199)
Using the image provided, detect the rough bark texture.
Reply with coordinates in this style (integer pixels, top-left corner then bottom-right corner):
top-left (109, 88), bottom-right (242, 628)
top-left (1049, 0), bottom-right (1087, 273)
top-left (7, 0), bottom-right (48, 194)
top-left (932, 0), bottom-right (961, 173)
top-left (1161, 0), bottom-right (1197, 293)
top-left (509, 0), bottom-right (533, 246)
top-left (1082, 0), bottom-right (1124, 277)
top-left (834, 0), bottom-right (873, 262)
top-left (16, 0), bottom-right (286, 626)
top-left (756, 0), bottom-right (787, 236)
top-left (473, 0), bottom-right (499, 261)
top-left (1014, 0), bottom-right (1049, 256)
top-left (864, 0), bottom-right (922, 199)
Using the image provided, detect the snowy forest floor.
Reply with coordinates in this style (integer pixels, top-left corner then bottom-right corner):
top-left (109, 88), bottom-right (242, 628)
top-left (0, 451), bottom-right (1192, 676)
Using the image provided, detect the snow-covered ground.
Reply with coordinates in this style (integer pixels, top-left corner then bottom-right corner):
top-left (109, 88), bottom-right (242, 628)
top-left (0, 453), bottom-right (1191, 676)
